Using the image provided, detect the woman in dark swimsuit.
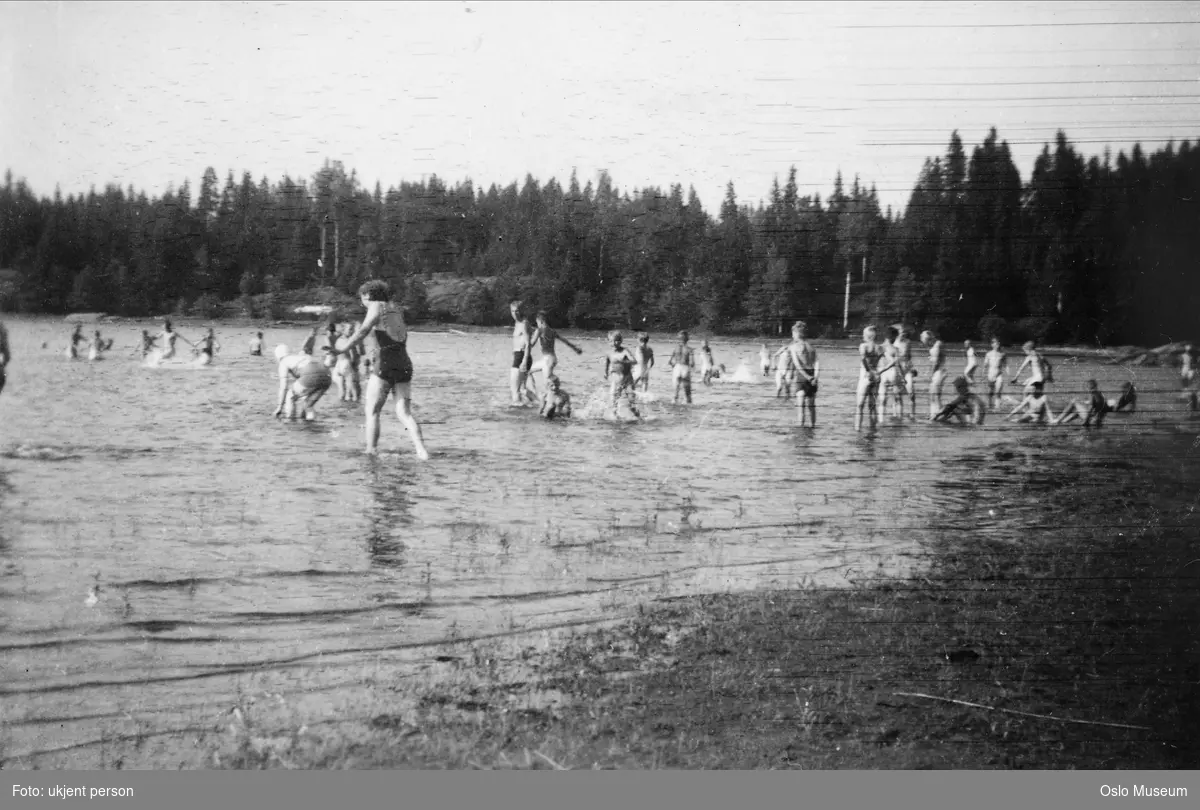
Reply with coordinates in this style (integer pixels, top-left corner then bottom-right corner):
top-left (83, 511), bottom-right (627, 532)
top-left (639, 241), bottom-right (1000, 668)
top-left (328, 280), bottom-right (428, 459)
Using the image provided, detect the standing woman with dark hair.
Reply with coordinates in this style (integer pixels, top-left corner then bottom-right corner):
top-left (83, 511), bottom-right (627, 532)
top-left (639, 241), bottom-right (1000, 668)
top-left (329, 280), bottom-right (429, 460)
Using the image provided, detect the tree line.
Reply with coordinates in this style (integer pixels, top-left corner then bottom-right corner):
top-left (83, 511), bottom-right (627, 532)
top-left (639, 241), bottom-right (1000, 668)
top-left (1, 128), bottom-right (1196, 345)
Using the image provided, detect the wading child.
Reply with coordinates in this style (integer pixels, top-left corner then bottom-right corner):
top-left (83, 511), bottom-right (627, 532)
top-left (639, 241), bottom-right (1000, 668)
top-left (668, 331), bottom-right (695, 405)
top-left (963, 339), bottom-right (978, 383)
top-left (529, 311), bottom-right (583, 381)
top-left (856, 326), bottom-right (893, 431)
top-left (1012, 341), bottom-right (1052, 394)
top-left (700, 339), bottom-right (716, 386)
top-left (604, 331), bottom-right (640, 418)
top-left (249, 331), bottom-right (263, 356)
top-left (633, 333), bottom-right (654, 392)
top-left (984, 337), bottom-right (1008, 410)
top-left (785, 321), bottom-right (820, 427)
top-left (921, 329), bottom-right (945, 418)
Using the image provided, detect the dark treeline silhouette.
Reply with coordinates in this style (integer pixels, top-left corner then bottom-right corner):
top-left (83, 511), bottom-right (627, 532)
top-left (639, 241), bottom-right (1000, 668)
top-left (1, 128), bottom-right (1196, 344)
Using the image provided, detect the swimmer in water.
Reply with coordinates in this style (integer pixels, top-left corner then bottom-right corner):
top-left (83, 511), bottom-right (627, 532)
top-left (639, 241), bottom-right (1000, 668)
top-left (931, 375), bottom-right (986, 425)
top-left (195, 328), bottom-right (220, 365)
top-left (509, 300), bottom-right (537, 405)
top-left (1180, 343), bottom-right (1195, 388)
top-left (604, 331), bottom-right (640, 418)
top-left (68, 323), bottom-right (85, 359)
top-left (157, 319), bottom-right (192, 360)
top-left (785, 321), bottom-right (820, 427)
top-left (963, 339), bottom-right (978, 383)
top-left (856, 325), bottom-right (894, 431)
top-left (328, 279), bottom-right (429, 459)
top-left (273, 338), bottom-right (331, 421)
top-left (0, 319), bottom-right (10, 396)
top-left (539, 375), bottom-right (572, 419)
top-left (700, 339), bottom-right (716, 386)
top-left (1053, 379), bottom-right (1110, 428)
top-left (668, 331), bottom-right (695, 405)
top-left (529, 311), bottom-right (583, 382)
top-left (760, 343), bottom-right (771, 377)
top-left (983, 337), bottom-right (1009, 411)
top-left (921, 329), bottom-right (945, 419)
top-left (1007, 380), bottom-right (1053, 424)
top-left (633, 332), bottom-right (655, 392)
top-left (249, 332), bottom-right (264, 356)
top-left (1011, 341), bottom-right (1049, 395)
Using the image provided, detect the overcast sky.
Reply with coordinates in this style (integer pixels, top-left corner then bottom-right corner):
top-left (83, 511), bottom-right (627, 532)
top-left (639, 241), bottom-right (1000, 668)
top-left (2, 1), bottom-right (1198, 213)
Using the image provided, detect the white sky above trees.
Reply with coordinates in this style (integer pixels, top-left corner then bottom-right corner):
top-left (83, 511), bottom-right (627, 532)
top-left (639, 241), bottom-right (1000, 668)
top-left (2, 0), bottom-right (1197, 213)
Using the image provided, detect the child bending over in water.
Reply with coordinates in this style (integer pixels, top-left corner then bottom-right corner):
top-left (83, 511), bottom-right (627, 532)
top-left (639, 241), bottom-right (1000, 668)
top-left (273, 340), bottom-right (332, 421)
top-left (1053, 379), bottom-right (1110, 428)
top-left (539, 375), bottom-right (572, 419)
top-left (1007, 381), bottom-right (1053, 424)
top-left (932, 375), bottom-right (986, 425)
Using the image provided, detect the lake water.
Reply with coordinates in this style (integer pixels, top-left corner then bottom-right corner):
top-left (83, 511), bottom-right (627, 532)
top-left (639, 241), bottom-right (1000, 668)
top-left (1, 316), bottom-right (1196, 767)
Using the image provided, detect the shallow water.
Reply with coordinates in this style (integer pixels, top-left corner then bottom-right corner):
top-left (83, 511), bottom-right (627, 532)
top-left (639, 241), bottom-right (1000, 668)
top-left (0, 316), bottom-right (1195, 766)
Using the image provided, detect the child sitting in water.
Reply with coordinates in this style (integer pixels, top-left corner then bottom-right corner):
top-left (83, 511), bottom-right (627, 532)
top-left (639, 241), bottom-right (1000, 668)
top-left (1053, 379), bottom-right (1110, 428)
top-left (931, 375), bottom-right (986, 425)
top-left (539, 375), bottom-right (572, 419)
top-left (1007, 380), bottom-right (1053, 424)
top-left (1111, 381), bottom-right (1137, 413)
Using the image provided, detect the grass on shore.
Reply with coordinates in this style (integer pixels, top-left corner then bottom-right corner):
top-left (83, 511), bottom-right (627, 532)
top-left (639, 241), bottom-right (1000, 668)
top-left (215, 453), bottom-right (1200, 770)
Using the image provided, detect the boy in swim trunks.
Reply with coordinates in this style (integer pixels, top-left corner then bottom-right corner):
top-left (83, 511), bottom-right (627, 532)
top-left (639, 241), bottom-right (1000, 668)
top-left (539, 375), bottom-right (572, 419)
top-left (633, 333), bottom-right (654, 392)
top-left (249, 332), bottom-right (263, 356)
top-left (668, 331), bottom-right (695, 405)
top-left (0, 319), bottom-right (10, 396)
top-left (983, 337), bottom-right (1008, 410)
top-left (331, 323), bottom-right (362, 403)
top-left (529, 311), bottom-right (583, 381)
top-left (760, 344), bottom-right (771, 377)
top-left (785, 321), bottom-right (820, 426)
top-left (931, 375), bottom-right (986, 425)
top-left (509, 301), bottom-right (536, 405)
top-left (1180, 344), bottom-right (1195, 388)
top-left (327, 280), bottom-right (429, 459)
top-left (604, 331), bottom-right (640, 418)
top-left (879, 328), bottom-right (904, 417)
top-left (68, 323), bottom-right (85, 359)
top-left (273, 340), bottom-right (332, 421)
top-left (1053, 379), bottom-right (1110, 428)
top-left (195, 328), bottom-right (220, 365)
top-left (921, 329), bottom-right (945, 418)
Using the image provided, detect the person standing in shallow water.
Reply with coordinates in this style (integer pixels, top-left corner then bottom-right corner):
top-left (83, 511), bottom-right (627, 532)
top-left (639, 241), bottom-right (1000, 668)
top-left (0, 319), bottom-right (10, 396)
top-left (328, 280), bottom-right (429, 460)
